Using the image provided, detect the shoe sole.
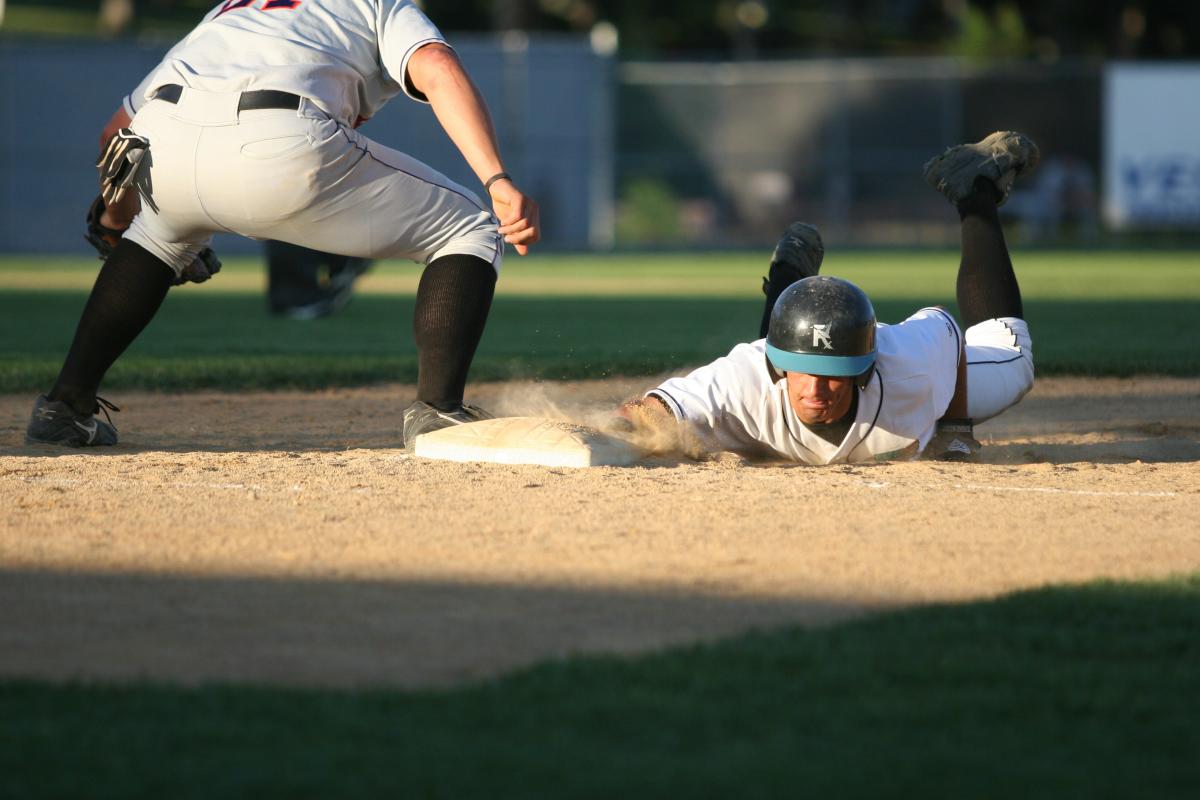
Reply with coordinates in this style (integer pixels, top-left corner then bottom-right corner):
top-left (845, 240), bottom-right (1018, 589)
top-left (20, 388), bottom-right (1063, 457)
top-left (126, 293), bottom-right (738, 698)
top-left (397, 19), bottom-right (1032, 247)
top-left (771, 222), bottom-right (824, 278)
top-left (24, 435), bottom-right (115, 448)
top-left (923, 131), bottom-right (1040, 205)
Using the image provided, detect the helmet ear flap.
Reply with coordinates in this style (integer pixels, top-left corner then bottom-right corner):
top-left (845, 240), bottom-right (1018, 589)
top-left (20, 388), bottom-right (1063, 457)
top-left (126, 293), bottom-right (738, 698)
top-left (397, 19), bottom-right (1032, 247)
top-left (856, 364), bottom-right (875, 389)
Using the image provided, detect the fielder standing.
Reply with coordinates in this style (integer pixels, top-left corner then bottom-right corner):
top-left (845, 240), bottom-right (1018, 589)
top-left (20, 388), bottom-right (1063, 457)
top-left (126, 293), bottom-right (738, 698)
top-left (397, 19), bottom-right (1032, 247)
top-left (26, 0), bottom-right (538, 448)
top-left (620, 132), bottom-right (1039, 464)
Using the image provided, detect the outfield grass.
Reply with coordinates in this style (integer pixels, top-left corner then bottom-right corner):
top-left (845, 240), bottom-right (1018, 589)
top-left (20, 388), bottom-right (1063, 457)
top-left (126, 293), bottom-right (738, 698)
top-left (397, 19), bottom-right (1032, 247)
top-left (2, 574), bottom-right (1197, 798)
top-left (0, 250), bottom-right (1197, 392)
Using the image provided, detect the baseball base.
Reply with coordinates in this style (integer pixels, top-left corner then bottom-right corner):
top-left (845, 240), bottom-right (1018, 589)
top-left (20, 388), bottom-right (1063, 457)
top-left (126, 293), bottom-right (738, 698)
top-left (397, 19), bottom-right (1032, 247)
top-left (413, 416), bottom-right (642, 468)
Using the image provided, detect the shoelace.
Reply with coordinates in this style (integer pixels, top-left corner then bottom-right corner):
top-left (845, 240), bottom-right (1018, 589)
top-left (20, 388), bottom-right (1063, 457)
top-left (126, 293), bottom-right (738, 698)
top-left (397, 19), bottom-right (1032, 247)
top-left (94, 396), bottom-right (121, 429)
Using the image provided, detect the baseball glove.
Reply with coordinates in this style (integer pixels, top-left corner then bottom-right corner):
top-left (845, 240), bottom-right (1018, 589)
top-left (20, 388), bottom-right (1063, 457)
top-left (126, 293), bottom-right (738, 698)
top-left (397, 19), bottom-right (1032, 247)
top-left (84, 194), bottom-right (125, 258)
top-left (84, 194), bottom-right (222, 285)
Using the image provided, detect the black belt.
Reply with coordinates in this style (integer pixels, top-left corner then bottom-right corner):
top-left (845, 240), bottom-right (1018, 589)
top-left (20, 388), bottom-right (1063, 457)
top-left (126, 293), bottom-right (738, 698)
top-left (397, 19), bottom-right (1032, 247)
top-left (152, 84), bottom-right (301, 111)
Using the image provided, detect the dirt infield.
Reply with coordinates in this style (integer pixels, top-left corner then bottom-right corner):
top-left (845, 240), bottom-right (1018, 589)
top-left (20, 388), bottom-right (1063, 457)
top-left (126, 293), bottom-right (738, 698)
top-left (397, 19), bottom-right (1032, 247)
top-left (2, 376), bottom-right (1198, 688)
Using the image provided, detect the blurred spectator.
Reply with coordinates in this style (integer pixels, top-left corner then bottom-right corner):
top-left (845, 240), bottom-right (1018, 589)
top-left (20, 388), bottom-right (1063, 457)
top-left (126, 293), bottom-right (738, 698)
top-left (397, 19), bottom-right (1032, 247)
top-left (266, 242), bottom-right (371, 320)
top-left (1007, 155), bottom-right (1098, 243)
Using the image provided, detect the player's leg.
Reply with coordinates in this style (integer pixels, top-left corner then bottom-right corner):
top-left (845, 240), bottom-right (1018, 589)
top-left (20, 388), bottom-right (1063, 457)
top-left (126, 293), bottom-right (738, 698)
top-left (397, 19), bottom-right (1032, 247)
top-left (924, 130), bottom-right (1038, 327)
top-left (266, 240), bottom-right (371, 320)
top-left (925, 131), bottom-right (1038, 431)
top-left (758, 222), bottom-right (824, 339)
top-left (953, 162), bottom-right (1036, 423)
top-left (412, 254), bottom-right (496, 407)
top-left (26, 240), bottom-right (175, 446)
top-left (27, 99), bottom-right (220, 446)
top-left (954, 178), bottom-right (1023, 327)
top-left (401, 253), bottom-right (498, 447)
top-left (207, 114), bottom-right (504, 445)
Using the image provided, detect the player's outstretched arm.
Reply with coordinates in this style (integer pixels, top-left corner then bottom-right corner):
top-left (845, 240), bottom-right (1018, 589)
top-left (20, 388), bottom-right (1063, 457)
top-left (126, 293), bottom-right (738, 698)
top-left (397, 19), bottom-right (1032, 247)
top-left (616, 396), bottom-right (672, 424)
top-left (407, 43), bottom-right (540, 255)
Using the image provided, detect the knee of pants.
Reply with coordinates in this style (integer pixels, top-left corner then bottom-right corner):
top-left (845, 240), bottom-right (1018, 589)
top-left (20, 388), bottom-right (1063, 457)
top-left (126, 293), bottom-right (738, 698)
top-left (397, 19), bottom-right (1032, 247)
top-left (122, 219), bottom-right (211, 279)
top-left (427, 222), bottom-right (504, 275)
top-left (965, 318), bottom-right (1034, 423)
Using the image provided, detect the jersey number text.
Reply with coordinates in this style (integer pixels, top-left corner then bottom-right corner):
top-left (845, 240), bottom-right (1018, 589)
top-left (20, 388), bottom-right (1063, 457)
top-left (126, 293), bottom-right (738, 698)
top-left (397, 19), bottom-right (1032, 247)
top-left (216, 0), bottom-right (302, 17)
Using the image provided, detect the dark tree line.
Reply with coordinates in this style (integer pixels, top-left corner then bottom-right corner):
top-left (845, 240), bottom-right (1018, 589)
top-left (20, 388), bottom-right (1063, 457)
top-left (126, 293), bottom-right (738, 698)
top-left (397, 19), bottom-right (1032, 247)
top-left (12, 0), bottom-right (1198, 60)
top-left (421, 0), bottom-right (1197, 60)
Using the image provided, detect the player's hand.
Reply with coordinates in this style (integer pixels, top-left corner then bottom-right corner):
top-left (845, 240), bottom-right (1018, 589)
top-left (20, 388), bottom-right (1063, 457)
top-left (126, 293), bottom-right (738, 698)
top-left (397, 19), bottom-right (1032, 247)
top-left (614, 396), bottom-right (672, 426)
top-left (99, 105), bottom-right (133, 153)
top-left (489, 179), bottom-right (540, 256)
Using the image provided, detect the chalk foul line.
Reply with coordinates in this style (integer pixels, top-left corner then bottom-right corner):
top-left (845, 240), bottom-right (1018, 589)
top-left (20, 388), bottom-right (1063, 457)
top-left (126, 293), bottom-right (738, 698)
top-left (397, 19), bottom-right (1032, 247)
top-left (863, 480), bottom-right (1178, 498)
top-left (958, 483), bottom-right (1178, 498)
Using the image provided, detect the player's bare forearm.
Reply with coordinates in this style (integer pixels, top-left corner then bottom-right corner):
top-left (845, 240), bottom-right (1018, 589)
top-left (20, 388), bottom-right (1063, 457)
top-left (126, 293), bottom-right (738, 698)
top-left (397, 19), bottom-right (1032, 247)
top-left (944, 335), bottom-right (969, 419)
top-left (408, 43), bottom-right (540, 254)
top-left (99, 106), bottom-right (133, 153)
top-left (408, 45), bottom-right (503, 181)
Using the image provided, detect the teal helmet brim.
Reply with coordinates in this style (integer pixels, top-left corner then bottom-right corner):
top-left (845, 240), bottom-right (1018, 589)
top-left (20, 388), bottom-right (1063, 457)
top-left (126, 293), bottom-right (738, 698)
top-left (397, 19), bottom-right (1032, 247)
top-left (765, 342), bottom-right (876, 377)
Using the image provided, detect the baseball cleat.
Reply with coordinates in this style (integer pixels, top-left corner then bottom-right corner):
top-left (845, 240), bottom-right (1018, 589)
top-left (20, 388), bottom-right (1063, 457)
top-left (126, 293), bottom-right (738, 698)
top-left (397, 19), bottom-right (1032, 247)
top-left (922, 131), bottom-right (1040, 206)
top-left (763, 220), bottom-right (820, 286)
top-left (25, 394), bottom-right (119, 447)
top-left (403, 400), bottom-right (493, 449)
top-left (763, 221), bottom-right (824, 299)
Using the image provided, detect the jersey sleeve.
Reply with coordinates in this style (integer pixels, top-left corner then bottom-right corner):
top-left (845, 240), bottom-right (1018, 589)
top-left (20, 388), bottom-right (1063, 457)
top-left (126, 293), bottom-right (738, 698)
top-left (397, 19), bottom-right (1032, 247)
top-left (646, 341), bottom-right (774, 451)
top-left (378, 0), bottom-right (449, 104)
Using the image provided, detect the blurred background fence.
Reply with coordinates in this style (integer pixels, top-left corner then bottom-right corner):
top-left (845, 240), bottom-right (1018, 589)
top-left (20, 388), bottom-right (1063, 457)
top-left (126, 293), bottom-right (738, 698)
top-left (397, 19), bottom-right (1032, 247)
top-left (616, 58), bottom-right (1100, 247)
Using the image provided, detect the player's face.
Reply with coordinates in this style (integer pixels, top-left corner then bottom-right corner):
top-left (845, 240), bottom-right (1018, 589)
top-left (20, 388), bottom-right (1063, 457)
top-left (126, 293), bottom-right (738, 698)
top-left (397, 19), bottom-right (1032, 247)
top-left (785, 372), bottom-right (855, 425)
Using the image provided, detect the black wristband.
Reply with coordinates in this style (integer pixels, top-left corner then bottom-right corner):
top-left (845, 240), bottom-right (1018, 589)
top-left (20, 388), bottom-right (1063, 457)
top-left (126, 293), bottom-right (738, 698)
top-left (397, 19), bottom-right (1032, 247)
top-left (484, 172), bottom-right (511, 192)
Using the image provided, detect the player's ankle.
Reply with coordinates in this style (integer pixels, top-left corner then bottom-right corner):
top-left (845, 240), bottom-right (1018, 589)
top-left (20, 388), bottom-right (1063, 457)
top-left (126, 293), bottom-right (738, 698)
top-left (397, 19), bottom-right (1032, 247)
top-left (956, 177), bottom-right (1003, 218)
top-left (47, 385), bottom-right (96, 416)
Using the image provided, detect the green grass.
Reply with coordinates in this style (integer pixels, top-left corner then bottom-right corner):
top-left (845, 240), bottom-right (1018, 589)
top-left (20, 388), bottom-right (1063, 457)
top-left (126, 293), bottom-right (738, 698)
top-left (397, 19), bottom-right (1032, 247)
top-left (1, 250), bottom-right (1198, 392)
top-left (2, 574), bottom-right (1198, 798)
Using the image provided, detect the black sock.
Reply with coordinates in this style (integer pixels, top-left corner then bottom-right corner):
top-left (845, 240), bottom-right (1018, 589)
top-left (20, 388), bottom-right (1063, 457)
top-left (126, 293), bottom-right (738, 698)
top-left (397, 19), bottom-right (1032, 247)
top-left (956, 177), bottom-right (1022, 327)
top-left (413, 254), bottom-right (497, 409)
top-left (48, 239), bottom-right (175, 414)
top-left (759, 267), bottom-right (793, 339)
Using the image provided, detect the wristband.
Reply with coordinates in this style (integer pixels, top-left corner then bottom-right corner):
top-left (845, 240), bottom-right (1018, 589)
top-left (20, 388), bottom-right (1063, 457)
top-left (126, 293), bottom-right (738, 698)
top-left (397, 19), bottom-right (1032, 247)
top-left (484, 172), bottom-right (511, 192)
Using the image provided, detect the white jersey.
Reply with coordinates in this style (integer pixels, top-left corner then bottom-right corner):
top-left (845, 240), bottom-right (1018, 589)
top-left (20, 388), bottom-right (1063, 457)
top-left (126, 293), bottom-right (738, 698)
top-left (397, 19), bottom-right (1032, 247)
top-left (124, 0), bottom-right (445, 125)
top-left (648, 308), bottom-right (964, 464)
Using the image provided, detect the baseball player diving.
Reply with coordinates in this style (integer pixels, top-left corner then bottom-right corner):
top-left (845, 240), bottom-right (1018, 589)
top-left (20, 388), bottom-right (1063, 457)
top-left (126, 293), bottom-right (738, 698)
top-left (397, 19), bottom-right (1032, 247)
top-left (25, 0), bottom-right (538, 448)
top-left (618, 132), bottom-right (1039, 464)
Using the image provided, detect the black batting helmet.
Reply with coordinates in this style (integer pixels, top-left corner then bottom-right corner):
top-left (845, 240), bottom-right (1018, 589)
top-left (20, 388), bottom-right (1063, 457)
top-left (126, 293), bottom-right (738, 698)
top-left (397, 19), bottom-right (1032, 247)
top-left (765, 276), bottom-right (877, 382)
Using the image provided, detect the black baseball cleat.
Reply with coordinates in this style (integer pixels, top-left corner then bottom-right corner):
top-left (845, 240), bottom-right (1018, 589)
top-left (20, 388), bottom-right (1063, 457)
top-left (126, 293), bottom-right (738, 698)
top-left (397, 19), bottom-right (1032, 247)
top-left (764, 221), bottom-right (824, 298)
top-left (25, 394), bottom-right (120, 447)
top-left (403, 400), bottom-right (493, 449)
top-left (760, 222), bottom-right (825, 338)
top-left (922, 131), bottom-right (1040, 207)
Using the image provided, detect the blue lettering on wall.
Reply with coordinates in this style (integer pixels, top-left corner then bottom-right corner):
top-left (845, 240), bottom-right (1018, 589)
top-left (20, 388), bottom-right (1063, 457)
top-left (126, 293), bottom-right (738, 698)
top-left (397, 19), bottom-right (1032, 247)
top-left (1120, 156), bottom-right (1200, 223)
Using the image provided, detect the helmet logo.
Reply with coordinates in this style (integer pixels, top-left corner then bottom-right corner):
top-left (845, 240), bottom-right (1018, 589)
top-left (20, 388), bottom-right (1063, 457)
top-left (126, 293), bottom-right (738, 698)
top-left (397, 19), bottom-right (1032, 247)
top-left (811, 324), bottom-right (834, 350)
